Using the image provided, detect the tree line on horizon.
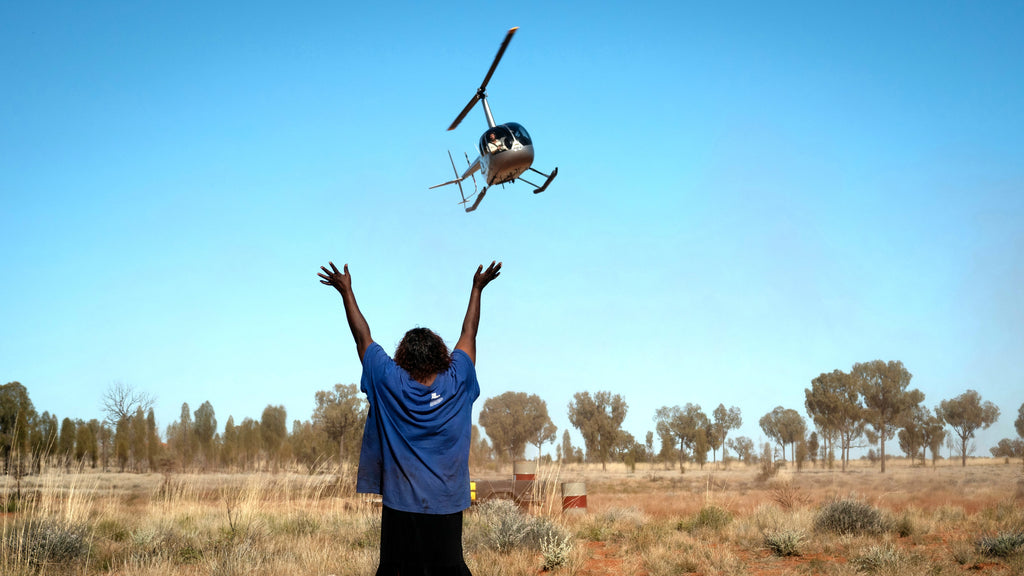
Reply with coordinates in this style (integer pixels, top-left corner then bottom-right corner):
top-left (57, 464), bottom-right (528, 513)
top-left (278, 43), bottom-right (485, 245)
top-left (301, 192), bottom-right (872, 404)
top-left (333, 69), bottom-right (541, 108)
top-left (2, 359), bottom-right (1023, 477)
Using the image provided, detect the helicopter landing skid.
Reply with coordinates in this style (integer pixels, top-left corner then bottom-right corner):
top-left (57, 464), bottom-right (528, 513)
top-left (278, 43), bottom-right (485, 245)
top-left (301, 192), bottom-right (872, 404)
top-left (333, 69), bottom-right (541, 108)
top-left (519, 166), bottom-right (558, 194)
top-left (463, 187), bottom-right (488, 212)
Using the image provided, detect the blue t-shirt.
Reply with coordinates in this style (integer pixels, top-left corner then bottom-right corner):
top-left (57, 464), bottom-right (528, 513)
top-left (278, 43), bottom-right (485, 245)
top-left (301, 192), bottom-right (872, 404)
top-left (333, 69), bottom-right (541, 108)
top-left (356, 342), bottom-right (480, 514)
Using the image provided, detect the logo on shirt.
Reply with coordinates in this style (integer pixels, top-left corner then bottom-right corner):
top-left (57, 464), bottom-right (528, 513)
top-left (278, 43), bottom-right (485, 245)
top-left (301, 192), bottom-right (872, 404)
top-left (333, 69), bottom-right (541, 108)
top-left (429, 392), bottom-right (444, 407)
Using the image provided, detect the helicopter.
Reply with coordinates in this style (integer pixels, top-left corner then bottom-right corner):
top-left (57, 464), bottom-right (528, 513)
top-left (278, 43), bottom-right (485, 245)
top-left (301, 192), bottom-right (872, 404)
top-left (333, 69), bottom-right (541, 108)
top-left (430, 27), bottom-right (558, 212)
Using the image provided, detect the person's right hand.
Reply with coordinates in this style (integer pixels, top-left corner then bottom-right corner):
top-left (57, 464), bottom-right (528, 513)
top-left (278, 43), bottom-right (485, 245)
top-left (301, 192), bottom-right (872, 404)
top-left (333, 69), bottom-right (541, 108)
top-left (473, 261), bottom-right (502, 291)
top-left (318, 262), bottom-right (352, 294)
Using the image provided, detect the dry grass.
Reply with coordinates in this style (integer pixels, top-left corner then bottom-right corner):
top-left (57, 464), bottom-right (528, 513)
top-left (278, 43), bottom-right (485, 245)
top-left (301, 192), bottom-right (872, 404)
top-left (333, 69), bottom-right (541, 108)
top-left (0, 458), bottom-right (1020, 575)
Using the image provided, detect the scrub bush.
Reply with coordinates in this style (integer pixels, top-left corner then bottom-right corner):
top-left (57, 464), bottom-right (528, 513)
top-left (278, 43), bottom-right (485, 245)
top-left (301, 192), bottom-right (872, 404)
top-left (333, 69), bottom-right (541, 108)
top-left (678, 506), bottom-right (732, 533)
top-left (12, 519), bottom-right (90, 568)
top-left (851, 543), bottom-right (917, 574)
top-left (763, 529), bottom-right (804, 557)
top-left (976, 531), bottom-right (1024, 558)
top-left (814, 499), bottom-right (890, 536)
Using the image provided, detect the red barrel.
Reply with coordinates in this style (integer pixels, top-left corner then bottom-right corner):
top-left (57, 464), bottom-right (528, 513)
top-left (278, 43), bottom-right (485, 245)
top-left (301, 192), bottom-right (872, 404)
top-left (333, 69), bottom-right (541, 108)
top-left (561, 482), bottom-right (587, 513)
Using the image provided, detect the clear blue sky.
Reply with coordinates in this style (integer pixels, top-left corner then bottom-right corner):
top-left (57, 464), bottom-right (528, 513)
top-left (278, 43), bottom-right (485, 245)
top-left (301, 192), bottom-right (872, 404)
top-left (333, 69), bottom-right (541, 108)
top-left (3, 2), bottom-right (1022, 460)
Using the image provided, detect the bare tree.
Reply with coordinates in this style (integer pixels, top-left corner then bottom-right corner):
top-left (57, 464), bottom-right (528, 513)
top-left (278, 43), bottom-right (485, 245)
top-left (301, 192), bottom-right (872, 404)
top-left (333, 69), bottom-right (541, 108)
top-left (101, 382), bottom-right (155, 425)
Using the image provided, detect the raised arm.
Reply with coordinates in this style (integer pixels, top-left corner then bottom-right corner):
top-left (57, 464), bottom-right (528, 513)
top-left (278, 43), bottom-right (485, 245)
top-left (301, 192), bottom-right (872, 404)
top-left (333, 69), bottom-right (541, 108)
top-left (318, 262), bottom-right (372, 362)
top-left (455, 261), bottom-right (501, 365)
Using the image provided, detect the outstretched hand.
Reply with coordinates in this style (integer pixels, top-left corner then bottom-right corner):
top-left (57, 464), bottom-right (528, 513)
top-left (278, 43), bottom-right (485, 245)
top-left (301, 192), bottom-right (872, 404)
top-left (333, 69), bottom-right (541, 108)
top-left (318, 261), bottom-right (352, 294)
top-left (473, 261), bottom-right (502, 291)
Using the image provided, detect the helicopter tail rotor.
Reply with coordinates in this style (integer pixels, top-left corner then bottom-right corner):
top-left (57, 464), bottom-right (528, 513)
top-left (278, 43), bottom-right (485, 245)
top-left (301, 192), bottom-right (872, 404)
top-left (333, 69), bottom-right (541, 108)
top-left (447, 27), bottom-right (518, 131)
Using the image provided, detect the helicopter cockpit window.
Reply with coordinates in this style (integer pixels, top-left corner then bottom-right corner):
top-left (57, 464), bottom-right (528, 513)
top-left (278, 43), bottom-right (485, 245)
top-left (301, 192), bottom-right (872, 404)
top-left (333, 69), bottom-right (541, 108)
top-left (505, 122), bottom-right (532, 146)
top-left (481, 127), bottom-right (513, 155)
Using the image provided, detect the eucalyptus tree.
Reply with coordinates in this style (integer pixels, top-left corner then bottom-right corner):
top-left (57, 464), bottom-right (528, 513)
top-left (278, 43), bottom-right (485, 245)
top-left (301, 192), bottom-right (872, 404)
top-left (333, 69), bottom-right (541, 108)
top-left (759, 407), bottom-right (806, 464)
top-left (711, 404), bottom-right (742, 465)
top-left (480, 391), bottom-right (555, 461)
top-left (1016, 402), bottom-right (1024, 440)
top-left (654, 403), bottom-right (709, 472)
top-left (853, 360), bottom-right (923, 473)
top-left (313, 383), bottom-right (367, 464)
top-left (568, 390), bottom-right (628, 471)
top-left (935, 389), bottom-right (1000, 467)
top-left (805, 369), bottom-right (865, 471)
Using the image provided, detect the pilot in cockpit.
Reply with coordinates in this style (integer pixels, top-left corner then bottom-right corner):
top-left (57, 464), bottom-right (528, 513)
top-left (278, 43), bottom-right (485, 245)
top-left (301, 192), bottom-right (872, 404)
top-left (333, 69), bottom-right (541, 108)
top-left (486, 132), bottom-right (507, 154)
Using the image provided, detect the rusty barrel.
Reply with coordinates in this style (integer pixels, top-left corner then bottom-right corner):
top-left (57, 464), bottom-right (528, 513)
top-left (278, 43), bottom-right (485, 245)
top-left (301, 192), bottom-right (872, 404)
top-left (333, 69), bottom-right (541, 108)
top-left (561, 482), bottom-right (587, 513)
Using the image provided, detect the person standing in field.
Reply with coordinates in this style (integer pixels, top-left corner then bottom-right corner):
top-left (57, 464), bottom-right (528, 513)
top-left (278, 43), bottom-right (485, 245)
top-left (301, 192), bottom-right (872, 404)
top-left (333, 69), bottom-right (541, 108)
top-left (318, 260), bottom-right (502, 576)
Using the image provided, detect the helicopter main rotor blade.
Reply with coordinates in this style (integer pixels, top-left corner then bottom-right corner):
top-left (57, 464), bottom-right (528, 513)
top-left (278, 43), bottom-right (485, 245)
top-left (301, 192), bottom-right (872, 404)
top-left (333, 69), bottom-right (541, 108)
top-left (446, 26), bottom-right (518, 131)
top-left (448, 93), bottom-right (480, 131)
top-left (479, 26), bottom-right (517, 96)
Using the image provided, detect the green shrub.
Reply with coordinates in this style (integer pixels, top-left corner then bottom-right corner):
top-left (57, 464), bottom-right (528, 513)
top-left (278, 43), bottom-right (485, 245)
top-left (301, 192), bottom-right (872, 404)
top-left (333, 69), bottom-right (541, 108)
top-left (814, 499), bottom-right (889, 536)
top-left (679, 506), bottom-right (733, 533)
top-left (976, 531), bottom-right (1024, 558)
top-left (763, 529), bottom-right (804, 557)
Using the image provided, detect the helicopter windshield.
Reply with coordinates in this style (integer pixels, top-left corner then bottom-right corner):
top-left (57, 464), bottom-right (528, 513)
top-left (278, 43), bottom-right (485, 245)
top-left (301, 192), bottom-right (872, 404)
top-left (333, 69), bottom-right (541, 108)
top-left (504, 122), bottom-right (532, 146)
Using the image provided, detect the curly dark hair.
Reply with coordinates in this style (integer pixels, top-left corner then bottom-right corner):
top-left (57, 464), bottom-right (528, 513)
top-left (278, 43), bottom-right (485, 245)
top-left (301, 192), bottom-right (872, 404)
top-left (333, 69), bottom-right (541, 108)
top-left (394, 327), bottom-right (452, 383)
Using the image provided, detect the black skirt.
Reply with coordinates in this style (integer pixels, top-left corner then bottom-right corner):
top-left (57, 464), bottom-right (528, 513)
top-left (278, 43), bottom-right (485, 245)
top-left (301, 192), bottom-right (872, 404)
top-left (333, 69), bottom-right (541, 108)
top-left (376, 505), bottom-right (472, 576)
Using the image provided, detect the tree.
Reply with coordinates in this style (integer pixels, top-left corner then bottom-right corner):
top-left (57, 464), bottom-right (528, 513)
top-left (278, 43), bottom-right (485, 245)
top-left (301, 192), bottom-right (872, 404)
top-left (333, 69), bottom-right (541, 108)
top-left (114, 416), bottom-right (130, 472)
top-left (193, 401), bottom-right (217, 469)
top-left (222, 416), bottom-right (238, 469)
top-left (567, 391), bottom-right (627, 471)
top-left (238, 417), bottom-right (261, 470)
top-left (759, 407), bottom-right (805, 463)
top-left (654, 404), bottom-right (709, 472)
top-left (710, 404), bottom-right (742, 465)
top-left (479, 392), bottom-right (554, 461)
top-left (805, 369), bottom-right (865, 471)
top-left (146, 408), bottom-right (160, 471)
top-left (58, 418), bottom-right (76, 469)
top-left (101, 382), bottom-right (155, 425)
top-left (0, 382), bottom-right (38, 476)
top-left (131, 407), bottom-right (148, 472)
top-left (312, 384), bottom-right (367, 464)
top-left (560, 430), bottom-right (575, 464)
top-left (853, 360), bottom-right (923, 473)
top-left (530, 419), bottom-right (558, 459)
top-left (990, 438), bottom-right (1024, 463)
top-left (1015, 402), bottom-right (1024, 440)
top-left (469, 424), bottom-right (492, 467)
top-left (936, 390), bottom-right (1000, 467)
top-left (921, 411), bottom-right (946, 467)
top-left (167, 402), bottom-right (195, 470)
top-left (806, 432), bottom-right (819, 468)
top-left (96, 420), bottom-right (112, 472)
top-left (261, 405), bottom-right (288, 471)
top-left (727, 436), bottom-right (755, 465)
top-left (897, 405), bottom-right (930, 465)
top-left (290, 419), bottom-right (332, 472)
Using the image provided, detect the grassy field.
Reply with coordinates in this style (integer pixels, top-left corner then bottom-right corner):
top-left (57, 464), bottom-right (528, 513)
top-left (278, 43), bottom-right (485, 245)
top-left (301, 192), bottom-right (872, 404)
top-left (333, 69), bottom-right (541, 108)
top-left (2, 458), bottom-right (1022, 575)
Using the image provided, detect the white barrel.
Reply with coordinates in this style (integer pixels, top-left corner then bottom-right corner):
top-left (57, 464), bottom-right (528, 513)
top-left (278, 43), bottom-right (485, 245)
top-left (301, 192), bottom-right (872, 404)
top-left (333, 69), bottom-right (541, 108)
top-left (561, 482), bottom-right (587, 513)
top-left (513, 460), bottom-right (537, 481)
